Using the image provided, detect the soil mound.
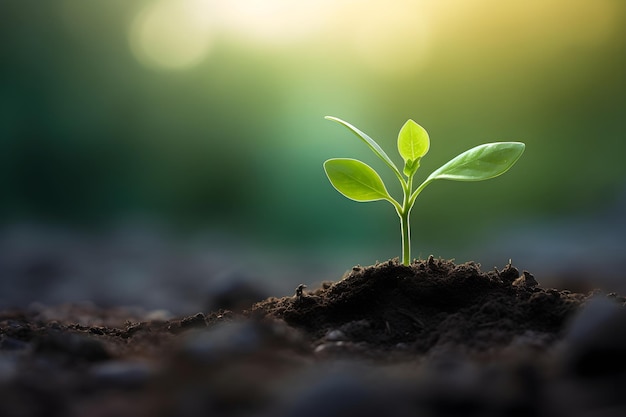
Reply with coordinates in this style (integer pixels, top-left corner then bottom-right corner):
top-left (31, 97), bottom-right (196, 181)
top-left (253, 257), bottom-right (587, 356)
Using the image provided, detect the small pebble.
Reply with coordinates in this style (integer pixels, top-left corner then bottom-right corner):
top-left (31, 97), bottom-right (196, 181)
top-left (180, 320), bottom-right (262, 362)
top-left (325, 329), bottom-right (348, 342)
top-left (0, 357), bottom-right (18, 382)
top-left (90, 360), bottom-right (156, 389)
top-left (275, 365), bottom-right (402, 417)
top-left (563, 295), bottom-right (626, 377)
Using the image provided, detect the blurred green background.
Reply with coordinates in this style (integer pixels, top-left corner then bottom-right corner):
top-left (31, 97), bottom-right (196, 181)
top-left (1, 0), bottom-right (625, 275)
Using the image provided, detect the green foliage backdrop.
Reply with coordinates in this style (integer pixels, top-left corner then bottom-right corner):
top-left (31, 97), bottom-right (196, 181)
top-left (1, 0), bottom-right (625, 261)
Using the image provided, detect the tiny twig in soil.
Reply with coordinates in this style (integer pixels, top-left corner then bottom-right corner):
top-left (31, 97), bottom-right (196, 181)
top-left (295, 284), bottom-right (307, 300)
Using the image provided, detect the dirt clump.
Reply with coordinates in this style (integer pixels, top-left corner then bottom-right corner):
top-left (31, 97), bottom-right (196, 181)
top-left (252, 257), bottom-right (587, 357)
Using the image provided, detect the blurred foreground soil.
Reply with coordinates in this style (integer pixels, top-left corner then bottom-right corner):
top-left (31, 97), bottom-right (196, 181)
top-left (1, 259), bottom-right (625, 417)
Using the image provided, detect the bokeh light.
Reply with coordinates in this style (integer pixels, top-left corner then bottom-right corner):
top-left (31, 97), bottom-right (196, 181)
top-left (129, 0), bottom-right (215, 70)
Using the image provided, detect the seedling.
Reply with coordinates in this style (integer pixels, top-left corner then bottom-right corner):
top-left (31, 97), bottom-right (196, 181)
top-left (323, 116), bottom-right (525, 266)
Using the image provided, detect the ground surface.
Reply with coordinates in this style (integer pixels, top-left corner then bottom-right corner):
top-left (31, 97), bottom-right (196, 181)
top-left (1, 258), bottom-right (625, 416)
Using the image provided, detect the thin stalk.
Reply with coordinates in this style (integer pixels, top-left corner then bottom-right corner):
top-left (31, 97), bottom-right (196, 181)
top-left (400, 208), bottom-right (411, 265)
top-left (399, 175), bottom-right (413, 265)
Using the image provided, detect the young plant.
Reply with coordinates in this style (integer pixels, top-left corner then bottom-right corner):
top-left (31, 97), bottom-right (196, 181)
top-left (323, 116), bottom-right (525, 266)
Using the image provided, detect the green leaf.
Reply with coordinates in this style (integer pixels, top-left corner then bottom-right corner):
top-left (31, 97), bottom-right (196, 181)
top-left (325, 116), bottom-right (403, 180)
top-left (397, 119), bottom-right (429, 175)
top-left (324, 158), bottom-right (392, 202)
top-left (427, 142), bottom-right (525, 182)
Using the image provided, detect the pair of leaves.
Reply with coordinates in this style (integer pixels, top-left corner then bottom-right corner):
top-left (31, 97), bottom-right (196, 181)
top-left (324, 117), bottom-right (525, 204)
top-left (325, 117), bottom-right (429, 182)
top-left (323, 117), bottom-right (429, 204)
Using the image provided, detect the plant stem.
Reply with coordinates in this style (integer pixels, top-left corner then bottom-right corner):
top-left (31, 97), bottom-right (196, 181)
top-left (399, 175), bottom-right (413, 266)
top-left (400, 208), bottom-right (411, 265)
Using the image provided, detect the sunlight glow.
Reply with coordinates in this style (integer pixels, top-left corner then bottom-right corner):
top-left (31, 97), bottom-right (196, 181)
top-left (213, 0), bottom-right (332, 46)
top-left (347, 2), bottom-right (434, 76)
top-left (129, 0), bottom-right (214, 70)
top-left (128, 0), bottom-right (621, 73)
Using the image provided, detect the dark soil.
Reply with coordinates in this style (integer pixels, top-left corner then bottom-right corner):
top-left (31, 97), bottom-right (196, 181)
top-left (252, 258), bottom-right (584, 356)
top-left (1, 258), bottom-right (625, 417)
